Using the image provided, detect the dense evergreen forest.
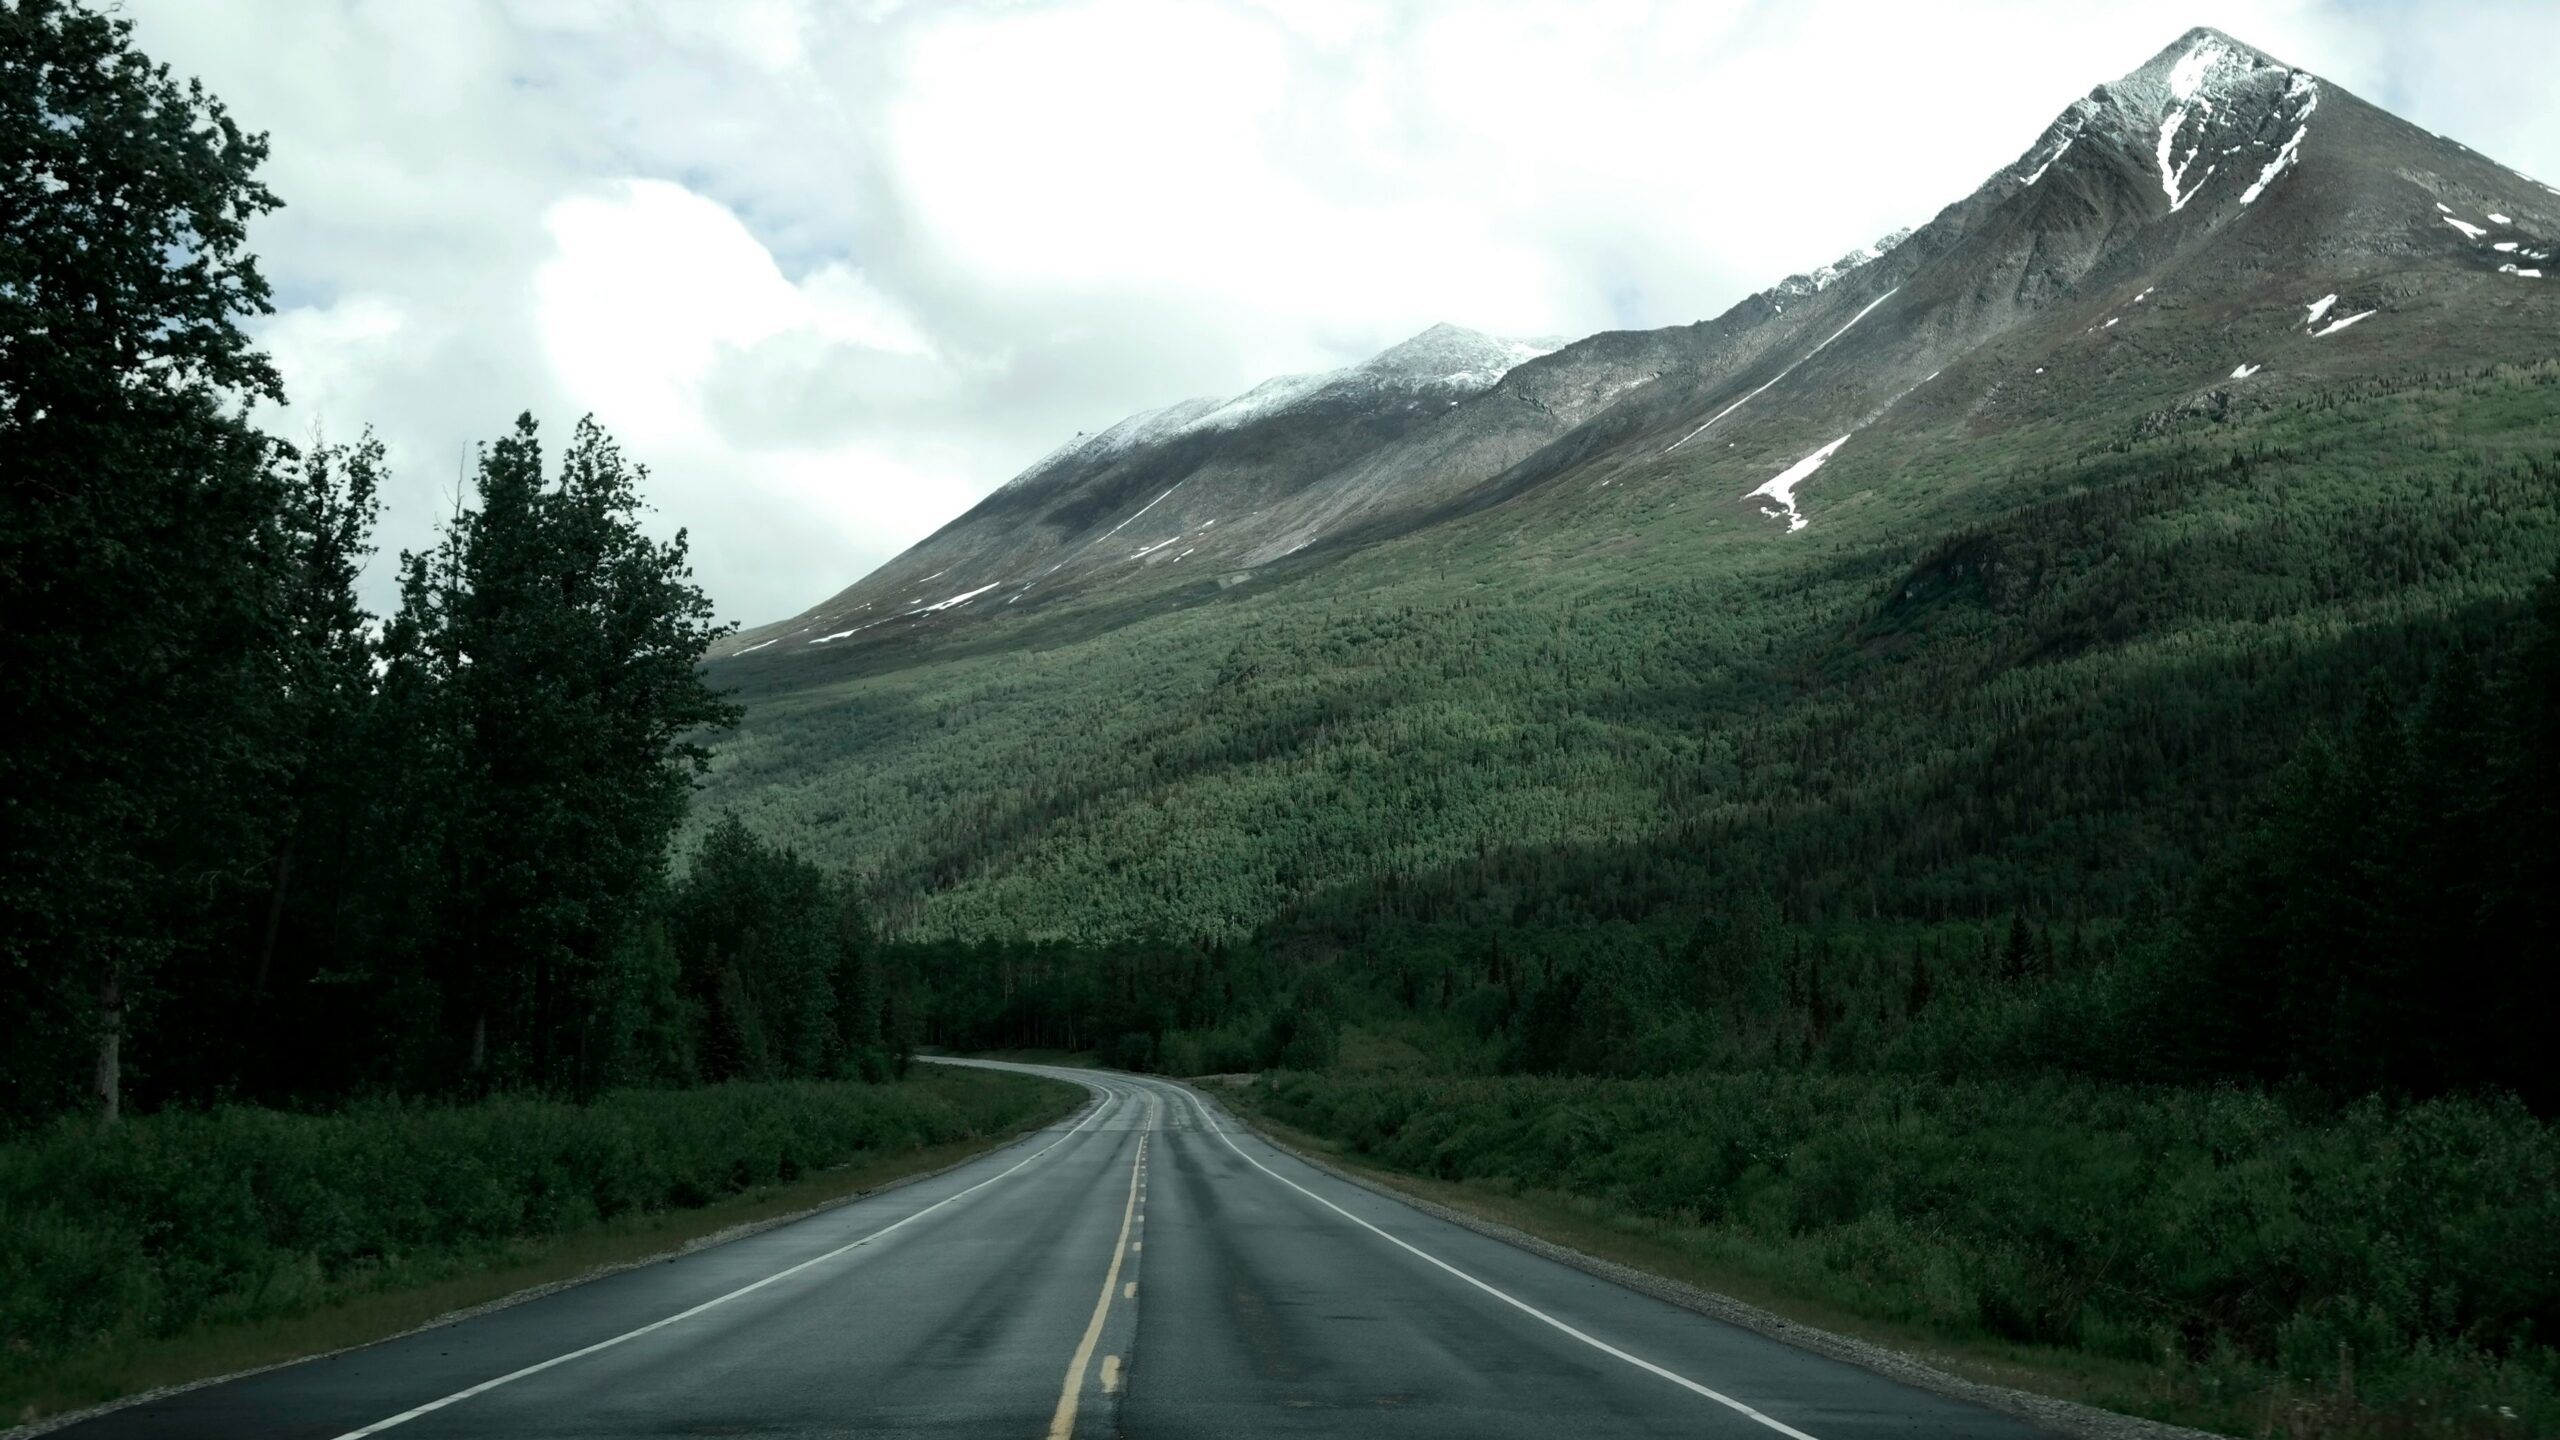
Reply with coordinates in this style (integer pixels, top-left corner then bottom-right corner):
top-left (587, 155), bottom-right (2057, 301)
top-left (0, 0), bottom-right (907, 1130)
top-left (700, 359), bottom-right (2560, 1119)
top-left (875, 575), bottom-right (2560, 1110)
top-left (837, 449), bottom-right (2560, 1114)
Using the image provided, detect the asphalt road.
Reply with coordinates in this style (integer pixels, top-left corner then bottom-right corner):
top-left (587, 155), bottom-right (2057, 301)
top-left (54, 1061), bottom-right (2060, 1439)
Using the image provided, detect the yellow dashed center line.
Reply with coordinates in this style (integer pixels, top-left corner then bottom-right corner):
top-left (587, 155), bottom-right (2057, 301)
top-left (1045, 1135), bottom-right (1143, 1440)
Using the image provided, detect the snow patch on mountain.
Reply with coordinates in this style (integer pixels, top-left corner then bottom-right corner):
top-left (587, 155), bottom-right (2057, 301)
top-left (2168, 35), bottom-right (2243, 100)
top-left (994, 326), bottom-right (1556, 498)
top-left (1747, 436), bottom-right (1852, 532)
top-left (1186, 372), bottom-right (1333, 433)
top-left (2241, 98), bottom-right (2314, 205)
top-left (2313, 309), bottom-right (2376, 336)
top-left (2022, 136), bottom-right (2075, 186)
top-left (2156, 110), bottom-right (2214, 212)
top-left (1098, 485), bottom-right (1183, 543)
top-left (2444, 215), bottom-right (2488, 240)
top-left (911, 582), bottom-right (1001, 615)
top-left (2304, 294), bottom-right (2338, 327)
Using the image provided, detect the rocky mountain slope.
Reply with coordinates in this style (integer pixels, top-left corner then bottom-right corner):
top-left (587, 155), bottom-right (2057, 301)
top-left (719, 26), bottom-right (2555, 669)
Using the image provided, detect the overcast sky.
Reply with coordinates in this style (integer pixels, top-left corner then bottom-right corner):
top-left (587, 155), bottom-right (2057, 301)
top-left (124, 0), bottom-right (2560, 625)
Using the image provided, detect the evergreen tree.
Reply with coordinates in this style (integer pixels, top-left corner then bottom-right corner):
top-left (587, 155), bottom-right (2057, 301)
top-left (241, 434), bottom-right (383, 1087)
top-left (390, 415), bottom-right (739, 1092)
top-left (1, 0), bottom-right (286, 1121)
top-left (2000, 914), bottom-right (2035, 985)
top-left (2486, 569), bottom-right (2560, 1109)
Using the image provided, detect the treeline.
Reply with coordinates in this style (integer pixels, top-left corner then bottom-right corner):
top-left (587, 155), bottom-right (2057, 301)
top-left (872, 566), bottom-right (2560, 1115)
top-left (0, 2), bottom-right (902, 1127)
top-left (884, 933), bottom-right (1339, 1074)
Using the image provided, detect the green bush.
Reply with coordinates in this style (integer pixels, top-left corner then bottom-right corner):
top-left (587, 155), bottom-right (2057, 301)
top-left (1251, 1071), bottom-right (2560, 1437)
top-left (0, 1071), bottom-right (1071, 1375)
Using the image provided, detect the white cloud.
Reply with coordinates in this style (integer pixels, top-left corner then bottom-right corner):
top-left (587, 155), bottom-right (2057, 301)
top-left (119, 0), bottom-right (2560, 626)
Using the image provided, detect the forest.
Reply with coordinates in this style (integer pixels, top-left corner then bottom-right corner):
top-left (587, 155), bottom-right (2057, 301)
top-left (2, 9), bottom-right (1076, 1415)
top-left (1, 0), bottom-right (917, 1130)
top-left (873, 578), bottom-right (2559, 1111)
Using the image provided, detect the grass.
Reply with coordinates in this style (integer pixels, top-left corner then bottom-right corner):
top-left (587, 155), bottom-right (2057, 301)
top-left (1, 1071), bottom-right (1082, 1428)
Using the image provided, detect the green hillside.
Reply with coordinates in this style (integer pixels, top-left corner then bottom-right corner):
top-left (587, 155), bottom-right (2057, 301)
top-left (701, 363), bottom-right (2560, 950)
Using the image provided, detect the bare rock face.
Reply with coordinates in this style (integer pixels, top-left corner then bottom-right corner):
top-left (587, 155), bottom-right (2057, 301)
top-left (719, 25), bottom-right (2559, 667)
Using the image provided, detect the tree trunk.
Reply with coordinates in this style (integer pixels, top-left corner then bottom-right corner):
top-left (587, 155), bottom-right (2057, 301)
top-left (93, 962), bottom-right (123, 1122)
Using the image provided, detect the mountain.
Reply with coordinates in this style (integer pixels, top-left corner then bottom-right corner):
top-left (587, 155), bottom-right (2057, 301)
top-left (723, 323), bottom-right (1565, 654)
top-left (698, 28), bottom-right (2559, 945)
top-left (721, 27), bottom-right (2554, 667)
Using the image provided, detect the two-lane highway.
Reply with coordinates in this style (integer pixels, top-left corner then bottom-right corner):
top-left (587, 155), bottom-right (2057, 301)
top-left (50, 1062), bottom-right (2059, 1438)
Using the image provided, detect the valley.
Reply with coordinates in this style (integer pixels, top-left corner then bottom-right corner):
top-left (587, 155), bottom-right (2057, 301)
top-left (8, 12), bottom-right (2557, 1440)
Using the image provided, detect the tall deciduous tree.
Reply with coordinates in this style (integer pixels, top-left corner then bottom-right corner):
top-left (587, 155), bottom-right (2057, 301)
top-left (384, 415), bottom-right (739, 1094)
top-left (1, 0), bottom-right (285, 1121)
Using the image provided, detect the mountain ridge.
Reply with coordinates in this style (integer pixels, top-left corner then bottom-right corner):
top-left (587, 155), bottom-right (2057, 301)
top-left (721, 25), bottom-right (2553, 666)
top-left (691, 25), bottom-right (2558, 958)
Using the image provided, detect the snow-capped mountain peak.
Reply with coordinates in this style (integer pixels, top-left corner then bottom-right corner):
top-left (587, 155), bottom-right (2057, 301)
top-left (1773, 230), bottom-right (1915, 299)
top-left (727, 25), bottom-right (2560, 664)
top-left (1355, 322), bottom-right (1563, 385)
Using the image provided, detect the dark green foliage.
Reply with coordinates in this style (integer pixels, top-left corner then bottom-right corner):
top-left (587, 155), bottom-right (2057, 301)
top-left (669, 816), bottom-right (900, 1083)
top-left (704, 371), bottom-right (2560, 963)
top-left (1253, 1070), bottom-right (2560, 1437)
top-left (380, 415), bottom-right (741, 1093)
top-left (2156, 590), bottom-right (2560, 1107)
top-left (1, 0), bottom-right (287, 1124)
top-left (0, 1069), bottom-right (1075, 1392)
top-left (2, 2), bottom-right (752, 1119)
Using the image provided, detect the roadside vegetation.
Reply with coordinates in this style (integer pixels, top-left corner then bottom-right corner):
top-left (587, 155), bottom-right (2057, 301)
top-left (859, 571), bottom-right (2560, 1437)
top-left (1243, 1068), bottom-right (2559, 1440)
top-left (0, 1068), bottom-right (1080, 1423)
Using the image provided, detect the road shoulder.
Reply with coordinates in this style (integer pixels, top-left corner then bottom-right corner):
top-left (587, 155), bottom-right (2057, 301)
top-left (4, 1092), bottom-right (1090, 1440)
top-left (1187, 1078), bottom-right (2222, 1440)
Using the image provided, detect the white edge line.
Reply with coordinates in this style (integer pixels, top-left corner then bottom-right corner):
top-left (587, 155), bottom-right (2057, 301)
top-left (327, 1085), bottom-right (1124, 1439)
top-left (1175, 1083), bottom-right (1824, 1440)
